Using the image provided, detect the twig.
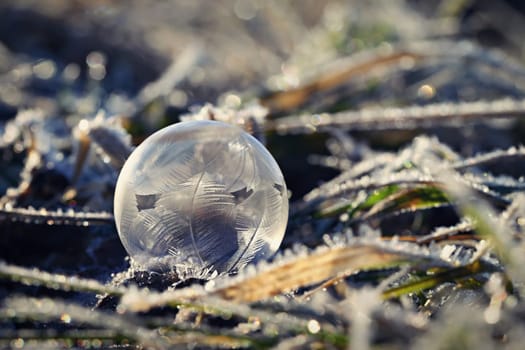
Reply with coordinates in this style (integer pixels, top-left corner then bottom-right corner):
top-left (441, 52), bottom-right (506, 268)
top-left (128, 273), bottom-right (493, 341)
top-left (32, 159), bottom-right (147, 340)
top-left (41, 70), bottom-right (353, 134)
top-left (269, 98), bottom-right (525, 134)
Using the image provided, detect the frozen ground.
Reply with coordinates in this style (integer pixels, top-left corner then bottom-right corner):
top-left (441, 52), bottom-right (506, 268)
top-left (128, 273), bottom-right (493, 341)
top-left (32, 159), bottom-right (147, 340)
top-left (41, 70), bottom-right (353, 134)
top-left (2, 1), bottom-right (525, 349)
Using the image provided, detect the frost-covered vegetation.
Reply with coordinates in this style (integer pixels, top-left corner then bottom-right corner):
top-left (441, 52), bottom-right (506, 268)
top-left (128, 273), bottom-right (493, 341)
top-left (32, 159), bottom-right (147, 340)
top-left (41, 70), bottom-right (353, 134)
top-left (3, 0), bottom-right (525, 349)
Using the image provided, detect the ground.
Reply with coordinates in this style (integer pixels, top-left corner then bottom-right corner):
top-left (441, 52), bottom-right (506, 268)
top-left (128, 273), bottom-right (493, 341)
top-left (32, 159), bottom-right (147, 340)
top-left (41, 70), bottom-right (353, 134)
top-left (2, 1), bottom-right (525, 349)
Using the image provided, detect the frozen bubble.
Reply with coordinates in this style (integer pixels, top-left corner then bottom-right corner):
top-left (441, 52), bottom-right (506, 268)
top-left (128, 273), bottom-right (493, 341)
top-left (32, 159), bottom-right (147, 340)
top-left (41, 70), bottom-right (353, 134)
top-left (114, 120), bottom-right (288, 278)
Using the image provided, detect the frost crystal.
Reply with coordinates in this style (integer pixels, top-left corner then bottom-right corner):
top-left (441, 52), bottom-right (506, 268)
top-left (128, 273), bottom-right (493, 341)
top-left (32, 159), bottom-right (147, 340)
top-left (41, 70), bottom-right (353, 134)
top-left (114, 120), bottom-right (288, 278)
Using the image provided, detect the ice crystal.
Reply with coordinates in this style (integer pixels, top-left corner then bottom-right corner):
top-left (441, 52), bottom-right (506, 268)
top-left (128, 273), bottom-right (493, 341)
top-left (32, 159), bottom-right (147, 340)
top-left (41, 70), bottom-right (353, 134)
top-left (114, 120), bottom-right (288, 277)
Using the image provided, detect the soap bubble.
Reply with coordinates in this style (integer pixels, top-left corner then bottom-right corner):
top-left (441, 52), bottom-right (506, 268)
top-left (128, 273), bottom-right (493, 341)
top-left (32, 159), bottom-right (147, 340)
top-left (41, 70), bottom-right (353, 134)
top-left (114, 120), bottom-right (288, 277)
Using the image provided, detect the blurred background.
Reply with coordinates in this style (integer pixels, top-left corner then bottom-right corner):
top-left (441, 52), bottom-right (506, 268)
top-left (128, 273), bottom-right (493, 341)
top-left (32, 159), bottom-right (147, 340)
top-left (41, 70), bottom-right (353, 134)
top-left (1, 0), bottom-right (525, 118)
top-left (0, 0), bottom-right (335, 117)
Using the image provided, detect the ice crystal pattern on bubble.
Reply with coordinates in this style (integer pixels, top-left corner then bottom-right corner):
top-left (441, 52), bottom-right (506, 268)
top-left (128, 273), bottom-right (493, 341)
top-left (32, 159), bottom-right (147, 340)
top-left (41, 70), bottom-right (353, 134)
top-left (114, 120), bottom-right (289, 277)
